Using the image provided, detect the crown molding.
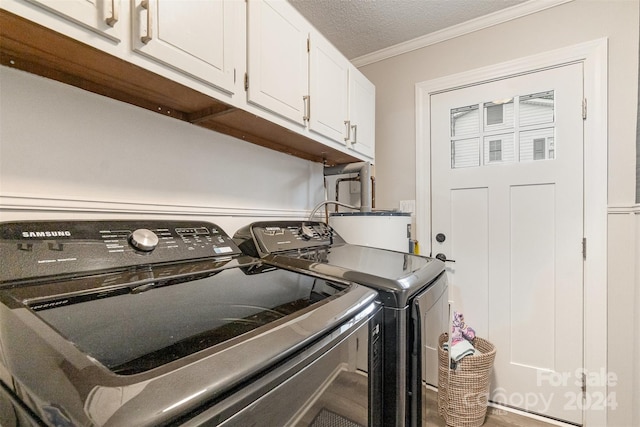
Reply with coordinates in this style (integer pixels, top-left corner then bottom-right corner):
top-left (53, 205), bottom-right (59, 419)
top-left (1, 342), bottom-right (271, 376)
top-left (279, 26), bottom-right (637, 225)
top-left (351, 0), bottom-right (574, 68)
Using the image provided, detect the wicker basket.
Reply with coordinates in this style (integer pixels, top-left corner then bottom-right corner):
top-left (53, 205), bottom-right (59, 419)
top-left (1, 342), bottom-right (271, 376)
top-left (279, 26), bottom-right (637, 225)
top-left (437, 333), bottom-right (496, 427)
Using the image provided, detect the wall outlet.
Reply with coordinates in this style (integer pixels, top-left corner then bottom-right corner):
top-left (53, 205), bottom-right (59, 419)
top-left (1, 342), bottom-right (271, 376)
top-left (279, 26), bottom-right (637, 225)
top-left (399, 200), bottom-right (416, 213)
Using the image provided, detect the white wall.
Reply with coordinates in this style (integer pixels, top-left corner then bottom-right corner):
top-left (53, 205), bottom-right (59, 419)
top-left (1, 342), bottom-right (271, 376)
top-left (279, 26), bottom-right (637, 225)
top-left (607, 207), bottom-right (640, 427)
top-left (361, 0), bottom-right (638, 210)
top-left (358, 0), bottom-right (639, 425)
top-left (0, 66), bottom-right (325, 234)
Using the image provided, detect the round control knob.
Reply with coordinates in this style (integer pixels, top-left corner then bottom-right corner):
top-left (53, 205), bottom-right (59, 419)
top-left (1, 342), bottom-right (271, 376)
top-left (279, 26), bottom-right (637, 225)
top-left (129, 228), bottom-right (159, 252)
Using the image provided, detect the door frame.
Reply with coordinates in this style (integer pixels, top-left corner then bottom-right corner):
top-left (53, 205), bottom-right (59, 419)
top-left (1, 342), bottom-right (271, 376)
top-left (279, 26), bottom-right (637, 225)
top-left (415, 38), bottom-right (607, 426)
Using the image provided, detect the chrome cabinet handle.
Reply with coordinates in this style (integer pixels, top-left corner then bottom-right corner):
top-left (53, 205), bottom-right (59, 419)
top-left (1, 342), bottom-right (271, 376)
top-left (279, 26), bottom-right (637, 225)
top-left (303, 95), bottom-right (310, 122)
top-left (344, 120), bottom-right (351, 142)
top-left (106, 0), bottom-right (119, 26)
top-left (141, 0), bottom-right (152, 44)
top-left (351, 124), bottom-right (357, 144)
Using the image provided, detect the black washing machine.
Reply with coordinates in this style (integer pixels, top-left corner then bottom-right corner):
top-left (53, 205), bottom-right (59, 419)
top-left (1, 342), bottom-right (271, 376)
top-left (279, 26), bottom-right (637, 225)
top-left (234, 221), bottom-right (449, 427)
top-left (0, 220), bottom-right (384, 427)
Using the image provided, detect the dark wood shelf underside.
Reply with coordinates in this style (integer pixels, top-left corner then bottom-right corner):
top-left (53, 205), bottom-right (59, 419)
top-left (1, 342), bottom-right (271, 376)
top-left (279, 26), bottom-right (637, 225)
top-left (0, 10), bottom-right (360, 166)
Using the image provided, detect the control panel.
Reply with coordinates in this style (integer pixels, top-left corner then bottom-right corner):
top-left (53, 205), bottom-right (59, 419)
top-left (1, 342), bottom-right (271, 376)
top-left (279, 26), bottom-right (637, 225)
top-left (0, 220), bottom-right (242, 283)
top-left (242, 221), bottom-right (345, 257)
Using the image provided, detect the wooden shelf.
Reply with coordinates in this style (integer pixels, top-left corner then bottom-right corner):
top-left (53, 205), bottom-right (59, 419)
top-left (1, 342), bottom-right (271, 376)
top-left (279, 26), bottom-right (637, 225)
top-left (0, 9), bottom-right (359, 165)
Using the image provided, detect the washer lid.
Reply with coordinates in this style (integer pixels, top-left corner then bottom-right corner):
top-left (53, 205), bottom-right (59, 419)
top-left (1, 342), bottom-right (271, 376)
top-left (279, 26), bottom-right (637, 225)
top-left (9, 264), bottom-right (350, 375)
top-left (1, 262), bottom-right (377, 426)
top-left (265, 244), bottom-right (445, 308)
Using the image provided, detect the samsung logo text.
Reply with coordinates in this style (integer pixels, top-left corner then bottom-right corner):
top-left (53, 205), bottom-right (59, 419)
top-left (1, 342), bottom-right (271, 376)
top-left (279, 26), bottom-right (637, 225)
top-left (22, 231), bottom-right (72, 238)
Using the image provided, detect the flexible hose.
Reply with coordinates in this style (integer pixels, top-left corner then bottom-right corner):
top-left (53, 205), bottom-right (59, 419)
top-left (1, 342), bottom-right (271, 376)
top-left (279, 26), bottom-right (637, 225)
top-left (308, 200), bottom-right (360, 221)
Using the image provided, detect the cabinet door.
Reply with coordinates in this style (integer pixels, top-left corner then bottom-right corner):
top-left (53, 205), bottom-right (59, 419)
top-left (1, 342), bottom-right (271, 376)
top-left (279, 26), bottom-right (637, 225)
top-left (25, 0), bottom-right (121, 42)
top-left (247, 0), bottom-right (309, 125)
top-left (132, 0), bottom-right (237, 94)
top-left (348, 67), bottom-right (375, 159)
top-left (308, 33), bottom-right (349, 144)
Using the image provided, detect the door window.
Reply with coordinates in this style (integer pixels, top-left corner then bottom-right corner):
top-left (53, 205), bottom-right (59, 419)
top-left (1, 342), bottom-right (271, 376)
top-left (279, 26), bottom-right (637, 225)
top-left (520, 128), bottom-right (555, 161)
top-left (450, 90), bottom-right (555, 169)
top-left (484, 133), bottom-right (514, 164)
top-left (484, 98), bottom-right (513, 130)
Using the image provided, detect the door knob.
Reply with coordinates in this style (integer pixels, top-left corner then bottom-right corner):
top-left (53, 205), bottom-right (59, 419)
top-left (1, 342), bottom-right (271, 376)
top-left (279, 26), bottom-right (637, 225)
top-left (435, 233), bottom-right (446, 243)
top-left (435, 253), bottom-right (456, 263)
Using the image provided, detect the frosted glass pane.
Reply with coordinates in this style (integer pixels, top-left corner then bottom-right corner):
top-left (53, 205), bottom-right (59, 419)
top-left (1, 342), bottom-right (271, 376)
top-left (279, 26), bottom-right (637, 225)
top-left (451, 105), bottom-right (479, 137)
top-left (484, 133), bottom-right (515, 164)
top-left (519, 91), bottom-right (554, 126)
top-left (452, 138), bottom-right (479, 168)
top-left (520, 128), bottom-right (555, 161)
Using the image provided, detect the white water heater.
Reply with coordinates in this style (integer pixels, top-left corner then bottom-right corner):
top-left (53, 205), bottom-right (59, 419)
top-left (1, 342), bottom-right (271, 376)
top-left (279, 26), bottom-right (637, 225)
top-left (329, 212), bottom-right (411, 252)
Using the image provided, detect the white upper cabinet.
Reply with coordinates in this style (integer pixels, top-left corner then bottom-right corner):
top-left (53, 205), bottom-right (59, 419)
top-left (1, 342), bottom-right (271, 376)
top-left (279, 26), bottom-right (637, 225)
top-left (24, 0), bottom-right (122, 42)
top-left (308, 32), bottom-right (350, 145)
top-left (246, 0), bottom-right (309, 126)
top-left (131, 0), bottom-right (238, 94)
top-left (3, 0), bottom-right (375, 163)
top-left (347, 66), bottom-right (376, 158)
top-left (309, 33), bottom-right (375, 159)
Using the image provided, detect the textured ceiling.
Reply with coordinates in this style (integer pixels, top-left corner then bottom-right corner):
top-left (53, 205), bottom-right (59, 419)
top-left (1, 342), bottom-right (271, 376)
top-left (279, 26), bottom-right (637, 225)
top-left (289, 0), bottom-right (528, 60)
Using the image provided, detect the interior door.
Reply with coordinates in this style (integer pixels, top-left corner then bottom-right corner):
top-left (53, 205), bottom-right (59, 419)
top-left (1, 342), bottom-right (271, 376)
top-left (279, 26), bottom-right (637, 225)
top-left (430, 63), bottom-right (584, 424)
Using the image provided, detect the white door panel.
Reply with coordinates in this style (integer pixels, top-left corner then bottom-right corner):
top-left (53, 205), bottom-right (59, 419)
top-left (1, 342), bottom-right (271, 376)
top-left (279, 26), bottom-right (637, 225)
top-left (247, 0), bottom-right (308, 125)
top-left (156, 1), bottom-right (224, 65)
top-left (309, 34), bottom-right (349, 143)
top-left (448, 187), bottom-right (489, 335)
top-left (348, 67), bottom-right (375, 158)
top-left (431, 63), bottom-right (584, 424)
top-left (132, 0), bottom-right (237, 94)
top-left (26, 0), bottom-right (121, 41)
